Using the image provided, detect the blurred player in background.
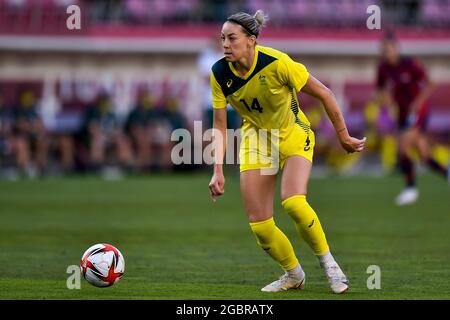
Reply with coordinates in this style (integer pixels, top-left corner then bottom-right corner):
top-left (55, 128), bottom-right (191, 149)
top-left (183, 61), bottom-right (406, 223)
top-left (125, 92), bottom-right (157, 172)
top-left (77, 94), bottom-right (133, 174)
top-left (0, 95), bottom-right (19, 174)
top-left (152, 92), bottom-right (183, 172)
top-left (0, 95), bottom-right (10, 160)
top-left (375, 34), bottom-right (449, 206)
top-left (208, 10), bottom-right (365, 294)
top-left (11, 90), bottom-right (49, 177)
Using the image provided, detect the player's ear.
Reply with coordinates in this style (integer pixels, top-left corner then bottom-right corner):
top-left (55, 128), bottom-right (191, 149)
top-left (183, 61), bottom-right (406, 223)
top-left (247, 35), bottom-right (256, 48)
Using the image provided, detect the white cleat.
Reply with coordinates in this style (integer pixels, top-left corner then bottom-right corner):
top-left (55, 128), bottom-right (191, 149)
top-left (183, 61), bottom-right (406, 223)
top-left (321, 262), bottom-right (349, 294)
top-left (261, 272), bottom-right (305, 292)
top-left (395, 187), bottom-right (419, 206)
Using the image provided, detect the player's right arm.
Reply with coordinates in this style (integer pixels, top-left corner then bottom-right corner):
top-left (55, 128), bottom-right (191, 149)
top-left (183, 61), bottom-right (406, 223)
top-left (208, 71), bottom-right (227, 202)
top-left (208, 108), bottom-right (227, 202)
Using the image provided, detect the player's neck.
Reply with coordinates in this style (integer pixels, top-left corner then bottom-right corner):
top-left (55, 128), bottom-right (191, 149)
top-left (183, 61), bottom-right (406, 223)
top-left (233, 47), bottom-right (255, 77)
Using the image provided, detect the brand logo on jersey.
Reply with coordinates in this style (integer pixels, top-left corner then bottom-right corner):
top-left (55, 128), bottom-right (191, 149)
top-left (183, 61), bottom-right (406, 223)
top-left (227, 79), bottom-right (233, 87)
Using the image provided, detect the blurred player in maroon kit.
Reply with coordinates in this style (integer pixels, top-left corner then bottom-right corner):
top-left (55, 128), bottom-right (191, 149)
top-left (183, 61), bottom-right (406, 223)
top-left (375, 34), bottom-right (449, 205)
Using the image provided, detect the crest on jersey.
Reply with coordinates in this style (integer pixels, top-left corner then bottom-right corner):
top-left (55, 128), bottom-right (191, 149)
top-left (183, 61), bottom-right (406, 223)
top-left (259, 74), bottom-right (267, 86)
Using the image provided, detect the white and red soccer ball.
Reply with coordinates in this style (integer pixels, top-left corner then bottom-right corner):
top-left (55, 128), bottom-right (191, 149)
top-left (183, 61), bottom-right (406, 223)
top-left (80, 243), bottom-right (125, 287)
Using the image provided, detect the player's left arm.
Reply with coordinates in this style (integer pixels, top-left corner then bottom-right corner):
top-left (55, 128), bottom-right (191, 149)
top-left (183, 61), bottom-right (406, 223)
top-left (410, 60), bottom-right (435, 115)
top-left (301, 75), bottom-right (366, 153)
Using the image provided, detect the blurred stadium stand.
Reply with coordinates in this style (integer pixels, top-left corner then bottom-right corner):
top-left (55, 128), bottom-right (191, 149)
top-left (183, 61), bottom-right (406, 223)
top-left (0, 0), bottom-right (449, 177)
top-left (1, 0), bottom-right (449, 31)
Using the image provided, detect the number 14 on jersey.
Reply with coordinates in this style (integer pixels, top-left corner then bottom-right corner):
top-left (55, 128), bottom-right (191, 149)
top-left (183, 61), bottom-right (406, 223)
top-left (240, 98), bottom-right (263, 113)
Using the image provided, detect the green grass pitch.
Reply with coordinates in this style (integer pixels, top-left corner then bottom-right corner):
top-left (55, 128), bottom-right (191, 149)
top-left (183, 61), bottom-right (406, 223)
top-left (0, 172), bottom-right (449, 300)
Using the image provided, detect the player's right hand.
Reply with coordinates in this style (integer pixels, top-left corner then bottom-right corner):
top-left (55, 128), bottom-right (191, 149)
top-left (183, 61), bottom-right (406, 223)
top-left (339, 136), bottom-right (366, 153)
top-left (208, 172), bottom-right (225, 202)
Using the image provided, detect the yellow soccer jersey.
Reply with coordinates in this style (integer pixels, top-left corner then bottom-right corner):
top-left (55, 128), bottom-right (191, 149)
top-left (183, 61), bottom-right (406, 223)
top-left (210, 45), bottom-right (311, 134)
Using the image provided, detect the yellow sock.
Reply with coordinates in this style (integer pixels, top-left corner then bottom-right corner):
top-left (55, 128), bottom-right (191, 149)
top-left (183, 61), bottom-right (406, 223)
top-left (249, 217), bottom-right (299, 271)
top-left (282, 195), bottom-right (330, 256)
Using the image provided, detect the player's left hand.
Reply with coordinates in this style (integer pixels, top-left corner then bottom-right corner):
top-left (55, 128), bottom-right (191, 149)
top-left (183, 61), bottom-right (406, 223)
top-left (339, 136), bottom-right (366, 153)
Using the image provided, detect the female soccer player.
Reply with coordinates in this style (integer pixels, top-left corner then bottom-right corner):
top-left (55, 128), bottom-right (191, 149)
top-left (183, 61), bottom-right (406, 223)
top-left (376, 34), bottom-right (449, 206)
top-left (208, 10), bottom-right (366, 294)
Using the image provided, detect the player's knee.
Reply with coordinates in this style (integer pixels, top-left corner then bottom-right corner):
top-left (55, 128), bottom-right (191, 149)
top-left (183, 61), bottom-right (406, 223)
top-left (247, 211), bottom-right (272, 223)
top-left (280, 188), bottom-right (307, 200)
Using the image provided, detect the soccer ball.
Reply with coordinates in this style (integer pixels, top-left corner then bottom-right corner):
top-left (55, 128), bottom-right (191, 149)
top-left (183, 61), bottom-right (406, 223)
top-left (80, 243), bottom-right (125, 287)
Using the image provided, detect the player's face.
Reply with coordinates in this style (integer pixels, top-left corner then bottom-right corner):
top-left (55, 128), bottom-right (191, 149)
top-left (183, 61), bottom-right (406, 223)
top-left (382, 41), bottom-right (400, 65)
top-left (221, 22), bottom-right (255, 62)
